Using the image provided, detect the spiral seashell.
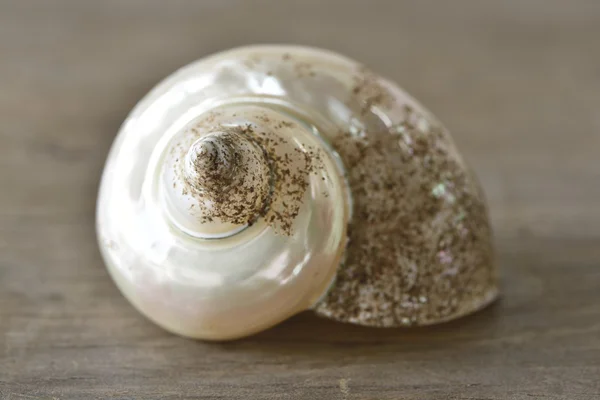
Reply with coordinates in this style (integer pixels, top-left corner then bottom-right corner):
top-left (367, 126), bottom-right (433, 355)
top-left (96, 45), bottom-right (498, 340)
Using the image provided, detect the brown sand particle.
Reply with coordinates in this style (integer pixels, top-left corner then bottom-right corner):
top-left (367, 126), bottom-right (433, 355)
top-left (315, 73), bottom-right (496, 326)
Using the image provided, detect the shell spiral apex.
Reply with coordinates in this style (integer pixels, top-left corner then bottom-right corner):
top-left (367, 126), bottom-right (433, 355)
top-left (96, 45), bottom-right (498, 340)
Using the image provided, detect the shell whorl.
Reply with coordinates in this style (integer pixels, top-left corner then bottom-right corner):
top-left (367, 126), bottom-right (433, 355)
top-left (178, 129), bottom-right (272, 238)
top-left (160, 104), bottom-right (337, 240)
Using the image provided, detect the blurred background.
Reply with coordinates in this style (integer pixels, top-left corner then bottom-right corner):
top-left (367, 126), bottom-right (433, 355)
top-left (1, 1), bottom-right (599, 399)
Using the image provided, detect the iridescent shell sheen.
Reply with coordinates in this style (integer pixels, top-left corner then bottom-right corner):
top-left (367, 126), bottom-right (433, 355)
top-left (96, 45), bottom-right (497, 340)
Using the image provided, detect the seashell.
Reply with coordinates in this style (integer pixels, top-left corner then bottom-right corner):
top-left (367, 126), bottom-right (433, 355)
top-left (96, 45), bottom-right (498, 340)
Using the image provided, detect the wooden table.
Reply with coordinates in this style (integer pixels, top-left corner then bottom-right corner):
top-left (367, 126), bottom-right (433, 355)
top-left (1, 1), bottom-right (599, 399)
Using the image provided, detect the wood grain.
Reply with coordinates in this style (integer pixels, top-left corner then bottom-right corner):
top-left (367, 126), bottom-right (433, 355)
top-left (1, 1), bottom-right (599, 399)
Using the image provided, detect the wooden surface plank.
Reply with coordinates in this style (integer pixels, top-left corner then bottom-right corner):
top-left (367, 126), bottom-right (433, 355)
top-left (1, 1), bottom-right (599, 399)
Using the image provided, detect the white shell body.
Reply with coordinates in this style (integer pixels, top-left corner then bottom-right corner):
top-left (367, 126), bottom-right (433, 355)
top-left (97, 46), bottom-right (352, 340)
top-left (97, 46), bottom-right (497, 340)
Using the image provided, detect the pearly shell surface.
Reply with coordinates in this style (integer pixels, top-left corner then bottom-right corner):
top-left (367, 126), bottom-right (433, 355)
top-left (97, 45), bottom-right (497, 340)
